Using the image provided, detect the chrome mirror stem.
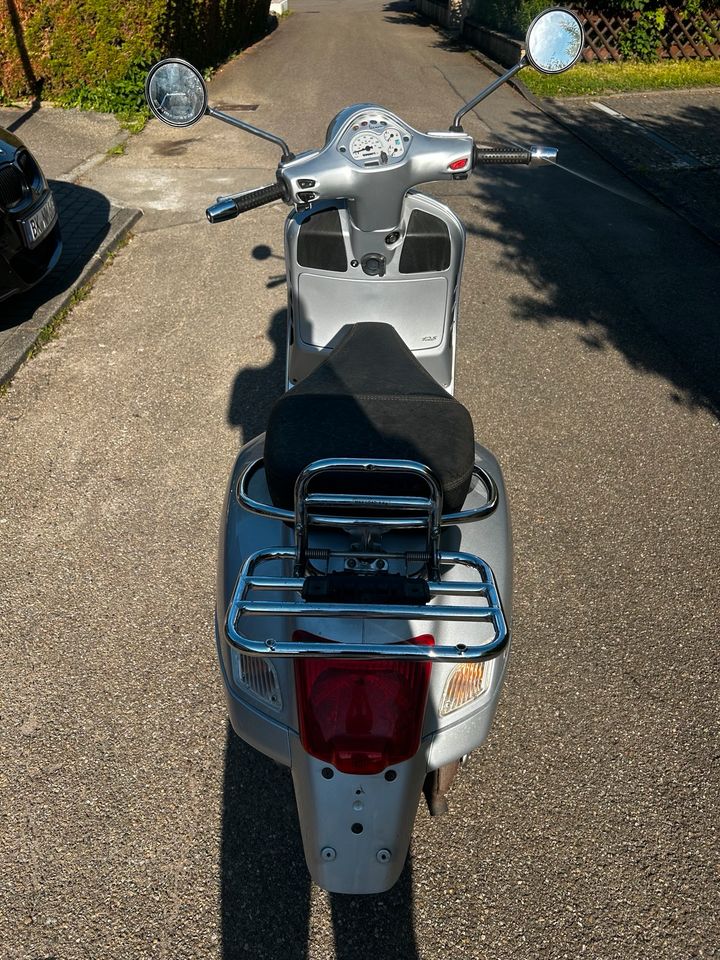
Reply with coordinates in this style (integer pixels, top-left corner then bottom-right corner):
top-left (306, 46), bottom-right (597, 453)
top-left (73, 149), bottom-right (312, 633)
top-left (207, 106), bottom-right (294, 160)
top-left (451, 57), bottom-right (527, 132)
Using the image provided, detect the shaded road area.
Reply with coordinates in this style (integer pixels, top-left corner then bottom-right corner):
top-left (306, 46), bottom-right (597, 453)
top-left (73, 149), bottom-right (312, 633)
top-left (544, 86), bottom-right (720, 247)
top-left (1, 2), bottom-right (718, 958)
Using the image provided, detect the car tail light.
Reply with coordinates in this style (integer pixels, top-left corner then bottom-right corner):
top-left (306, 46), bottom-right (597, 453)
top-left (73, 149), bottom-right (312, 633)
top-left (294, 631), bottom-right (434, 774)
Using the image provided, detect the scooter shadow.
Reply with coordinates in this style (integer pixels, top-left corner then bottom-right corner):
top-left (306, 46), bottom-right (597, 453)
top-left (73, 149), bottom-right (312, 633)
top-left (221, 728), bottom-right (310, 959)
top-left (227, 307), bottom-right (287, 441)
top-left (222, 301), bottom-right (422, 958)
top-left (221, 725), bottom-right (421, 960)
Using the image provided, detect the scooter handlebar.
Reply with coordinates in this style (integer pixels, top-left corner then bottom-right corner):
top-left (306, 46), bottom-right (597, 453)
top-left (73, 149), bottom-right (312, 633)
top-left (474, 145), bottom-right (531, 165)
top-left (473, 144), bottom-right (558, 167)
top-left (206, 182), bottom-right (286, 223)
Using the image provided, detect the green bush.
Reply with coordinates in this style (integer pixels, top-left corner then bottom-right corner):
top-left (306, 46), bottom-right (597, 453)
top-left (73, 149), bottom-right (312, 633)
top-left (467, 0), bottom-right (548, 36)
top-left (617, 7), bottom-right (667, 60)
top-left (0, 0), bottom-right (271, 112)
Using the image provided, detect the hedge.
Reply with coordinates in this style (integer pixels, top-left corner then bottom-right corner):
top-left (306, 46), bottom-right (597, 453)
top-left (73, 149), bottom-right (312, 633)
top-left (1, 0), bottom-right (271, 109)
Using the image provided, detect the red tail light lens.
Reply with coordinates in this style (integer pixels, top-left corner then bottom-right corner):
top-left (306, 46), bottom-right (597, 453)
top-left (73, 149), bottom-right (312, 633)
top-left (294, 632), bottom-right (434, 775)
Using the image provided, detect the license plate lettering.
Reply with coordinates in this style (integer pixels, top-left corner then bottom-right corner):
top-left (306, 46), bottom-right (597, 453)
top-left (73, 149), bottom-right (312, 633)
top-left (21, 193), bottom-right (57, 247)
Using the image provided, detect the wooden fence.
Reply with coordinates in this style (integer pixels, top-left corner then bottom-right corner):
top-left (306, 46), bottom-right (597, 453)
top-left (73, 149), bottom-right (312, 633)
top-left (573, 7), bottom-right (720, 61)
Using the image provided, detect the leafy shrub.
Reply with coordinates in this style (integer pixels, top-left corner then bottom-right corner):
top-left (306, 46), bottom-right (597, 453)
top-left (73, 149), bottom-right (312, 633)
top-left (467, 0), bottom-right (548, 35)
top-left (617, 7), bottom-right (667, 61)
top-left (0, 0), bottom-right (271, 112)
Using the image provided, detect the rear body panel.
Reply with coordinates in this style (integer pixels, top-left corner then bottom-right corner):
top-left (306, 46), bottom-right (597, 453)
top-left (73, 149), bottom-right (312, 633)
top-left (216, 436), bottom-right (512, 892)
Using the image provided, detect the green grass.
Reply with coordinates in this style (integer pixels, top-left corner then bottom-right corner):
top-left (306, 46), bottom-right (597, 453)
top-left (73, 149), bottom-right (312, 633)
top-left (118, 110), bottom-right (149, 134)
top-left (27, 286), bottom-right (90, 360)
top-left (521, 60), bottom-right (720, 97)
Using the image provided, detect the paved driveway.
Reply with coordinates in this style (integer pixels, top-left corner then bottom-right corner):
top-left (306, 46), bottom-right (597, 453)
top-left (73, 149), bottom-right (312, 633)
top-left (1, 2), bottom-right (718, 958)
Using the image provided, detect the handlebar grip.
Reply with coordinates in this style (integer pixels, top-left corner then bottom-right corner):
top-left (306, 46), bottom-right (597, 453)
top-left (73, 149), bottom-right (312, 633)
top-left (206, 182), bottom-right (286, 223)
top-left (473, 146), bottom-right (532, 166)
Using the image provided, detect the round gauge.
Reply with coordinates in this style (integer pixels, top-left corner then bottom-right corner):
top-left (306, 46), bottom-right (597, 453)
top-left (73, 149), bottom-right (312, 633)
top-left (349, 131), bottom-right (383, 161)
top-left (382, 128), bottom-right (405, 158)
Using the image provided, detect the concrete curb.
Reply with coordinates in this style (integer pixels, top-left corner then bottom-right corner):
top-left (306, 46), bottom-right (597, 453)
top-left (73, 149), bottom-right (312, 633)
top-left (467, 48), bottom-right (720, 249)
top-left (0, 204), bottom-right (142, 388)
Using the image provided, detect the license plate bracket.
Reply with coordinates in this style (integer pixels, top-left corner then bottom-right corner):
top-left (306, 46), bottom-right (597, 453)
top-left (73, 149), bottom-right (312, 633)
top-left (19, 192), bottom-right (58, 249)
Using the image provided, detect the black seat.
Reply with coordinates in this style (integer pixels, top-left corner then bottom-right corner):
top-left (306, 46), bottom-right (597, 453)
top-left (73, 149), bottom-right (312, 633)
top-left (264, 323), bottom-right (475, 513)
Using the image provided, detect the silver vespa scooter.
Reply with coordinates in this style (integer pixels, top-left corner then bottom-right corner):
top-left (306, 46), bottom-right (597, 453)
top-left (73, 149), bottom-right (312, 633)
top-left (145, 8), bottom-right (584, 895)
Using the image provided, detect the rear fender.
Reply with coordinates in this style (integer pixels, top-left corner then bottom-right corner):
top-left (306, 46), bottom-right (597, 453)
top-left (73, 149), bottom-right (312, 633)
top-left (290, 734), bottom-right (427, 894)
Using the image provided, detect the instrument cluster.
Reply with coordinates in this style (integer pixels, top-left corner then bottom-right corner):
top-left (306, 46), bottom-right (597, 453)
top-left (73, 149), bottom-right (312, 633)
top-left (337, 112), bottom-right (412, 168)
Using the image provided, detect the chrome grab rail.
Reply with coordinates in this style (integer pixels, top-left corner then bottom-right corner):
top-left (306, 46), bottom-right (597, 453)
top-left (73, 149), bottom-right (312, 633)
top-left (236, 457), bottom-right (499, 525)
top-left (293, 459), bottom-right (443, 577)
top-left (224, 548), bottom-right (509, 663)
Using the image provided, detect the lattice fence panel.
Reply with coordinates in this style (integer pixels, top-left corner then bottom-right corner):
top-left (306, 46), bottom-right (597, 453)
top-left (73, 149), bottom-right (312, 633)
top-left (570, 6), bottom-right (720, 60)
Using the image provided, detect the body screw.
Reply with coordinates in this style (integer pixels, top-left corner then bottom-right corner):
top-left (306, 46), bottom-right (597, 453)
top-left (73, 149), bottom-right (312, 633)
top-left (376, 849), bottom-right (392, 863)
top-left (321, 847), bottom-right (337, 861)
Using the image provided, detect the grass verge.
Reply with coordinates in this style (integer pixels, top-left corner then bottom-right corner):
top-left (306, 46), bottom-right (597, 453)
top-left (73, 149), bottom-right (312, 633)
top-left (27, 285), bottom-right (91, 360)
top-left (522, 60), bottom-right (720, 97)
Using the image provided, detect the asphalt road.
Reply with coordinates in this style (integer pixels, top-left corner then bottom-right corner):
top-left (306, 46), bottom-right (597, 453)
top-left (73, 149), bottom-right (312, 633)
top-left (2, 2), bottom-right (718, 958)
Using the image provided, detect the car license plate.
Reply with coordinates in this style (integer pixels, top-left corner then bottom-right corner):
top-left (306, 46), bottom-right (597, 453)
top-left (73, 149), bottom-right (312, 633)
top-left (20, 192), bottom-right (57, 249)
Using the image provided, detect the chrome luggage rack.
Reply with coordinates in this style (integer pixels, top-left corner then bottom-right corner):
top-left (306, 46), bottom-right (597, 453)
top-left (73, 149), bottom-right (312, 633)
top-left (226, 458), bottom-right (508, 663)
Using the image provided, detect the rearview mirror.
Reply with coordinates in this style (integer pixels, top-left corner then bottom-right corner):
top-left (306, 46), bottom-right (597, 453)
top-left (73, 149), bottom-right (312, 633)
top-left (525, 8), bottom-right (584, 74)
top-left (145, 59), bottom-right (208, 127)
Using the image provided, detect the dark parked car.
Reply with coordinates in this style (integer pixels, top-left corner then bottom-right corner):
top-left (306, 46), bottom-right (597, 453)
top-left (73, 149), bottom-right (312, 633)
top-left (0, 127), bottom-right (62, 302)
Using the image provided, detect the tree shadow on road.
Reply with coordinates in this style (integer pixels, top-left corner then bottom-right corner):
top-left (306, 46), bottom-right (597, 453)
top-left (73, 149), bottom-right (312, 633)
top-left (548, 98), bottom-right (720, 247)
top-left (462, 117), bottom-right (720, 417)
top-left (383, 0), bottom-right (467, 52)
top-left (382, 1), bottom-right (719, 415)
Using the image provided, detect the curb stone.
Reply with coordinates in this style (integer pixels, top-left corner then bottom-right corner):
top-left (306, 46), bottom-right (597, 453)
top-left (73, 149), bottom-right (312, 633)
top-left (0, 204), bottom-right (142, 388)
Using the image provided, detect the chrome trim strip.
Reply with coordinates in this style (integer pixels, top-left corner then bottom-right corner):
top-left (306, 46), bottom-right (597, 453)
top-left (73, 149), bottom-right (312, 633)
top-left (235, 458), bottom-right (498, 525)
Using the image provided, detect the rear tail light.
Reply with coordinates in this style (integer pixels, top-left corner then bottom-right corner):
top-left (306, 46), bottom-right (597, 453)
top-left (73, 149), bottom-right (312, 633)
top-left (294, 631), bottom-right (434, 775)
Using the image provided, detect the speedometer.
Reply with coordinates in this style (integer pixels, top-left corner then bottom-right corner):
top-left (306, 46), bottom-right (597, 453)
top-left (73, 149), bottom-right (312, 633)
top-left (349, 132), bottom-right (383, 161)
